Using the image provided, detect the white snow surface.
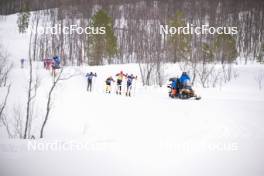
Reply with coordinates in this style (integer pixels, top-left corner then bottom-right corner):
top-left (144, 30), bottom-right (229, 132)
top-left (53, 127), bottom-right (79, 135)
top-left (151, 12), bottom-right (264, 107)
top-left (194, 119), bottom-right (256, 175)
top-left (1, 13), bottom-right (264, 176)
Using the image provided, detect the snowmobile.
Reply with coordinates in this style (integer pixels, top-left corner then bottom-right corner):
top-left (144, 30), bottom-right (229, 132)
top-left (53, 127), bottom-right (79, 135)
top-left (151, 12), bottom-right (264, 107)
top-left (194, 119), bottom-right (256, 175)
top-left (168, 77), bottom-right (201, 100)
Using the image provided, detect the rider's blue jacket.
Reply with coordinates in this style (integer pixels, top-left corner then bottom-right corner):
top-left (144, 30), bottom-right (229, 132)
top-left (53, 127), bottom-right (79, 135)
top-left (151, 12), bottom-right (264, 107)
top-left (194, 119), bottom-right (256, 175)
top-left (179, 73), bottom-right (190, 84)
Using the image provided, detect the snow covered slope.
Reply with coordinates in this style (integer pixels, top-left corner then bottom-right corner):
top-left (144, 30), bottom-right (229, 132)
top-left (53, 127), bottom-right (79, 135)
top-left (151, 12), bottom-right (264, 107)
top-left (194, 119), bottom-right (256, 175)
top-left (0, 62), bottom-right (264, 176)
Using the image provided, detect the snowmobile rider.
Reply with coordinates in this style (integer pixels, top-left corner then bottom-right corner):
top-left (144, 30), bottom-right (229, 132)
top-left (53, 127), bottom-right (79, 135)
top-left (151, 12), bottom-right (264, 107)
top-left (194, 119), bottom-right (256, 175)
top-left (125, 74), bottom-right (137, 96)
top-left (115, 71), bottom-right (126, 95)
top-left (86, 72), bottom-right (97, 92)
top-left (105, 76), bottom-right (115, 93)
top-left (179, 72), bottom-right (193, 91)
top-left (180, 72), bottom-right (191, 87)
top-left (170, 77), bottom-right (181, 97)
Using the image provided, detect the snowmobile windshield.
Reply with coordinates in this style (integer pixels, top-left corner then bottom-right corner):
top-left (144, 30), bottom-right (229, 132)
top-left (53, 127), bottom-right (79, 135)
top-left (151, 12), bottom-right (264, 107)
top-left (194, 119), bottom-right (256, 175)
top-left (169, 77), bottom-right (178, 82)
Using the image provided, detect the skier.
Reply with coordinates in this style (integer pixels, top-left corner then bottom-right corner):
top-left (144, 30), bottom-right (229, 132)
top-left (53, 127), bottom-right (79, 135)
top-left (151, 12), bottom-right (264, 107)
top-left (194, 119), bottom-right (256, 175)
top-left (105, 76), bottom-right (115, 93)
top-left (85, 72), bottom-right (97, 92)
top-left (125, 74), bottom-right (137, 96)
top-left (115, 71), bottom-right (126, 95)
top-left (44, 58), bottom-right (53, 70)
top-left (52, 56), bottom-right (61, 69)
top-left (52, 55), bottom-right (61, 76)
top-left (20, 58), bottom-right (25, 69)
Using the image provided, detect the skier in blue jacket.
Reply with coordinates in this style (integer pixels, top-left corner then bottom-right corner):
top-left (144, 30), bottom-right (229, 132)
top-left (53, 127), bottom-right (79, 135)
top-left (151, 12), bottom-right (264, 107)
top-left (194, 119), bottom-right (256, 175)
top-left (86, 72), bottom-right (97, 92)
top-left (125, 74), bottom-right (137, 96)
top-left (52, 55), bottom-right (61, 77)
top-left (52, 56), bottom-right (61, 69)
